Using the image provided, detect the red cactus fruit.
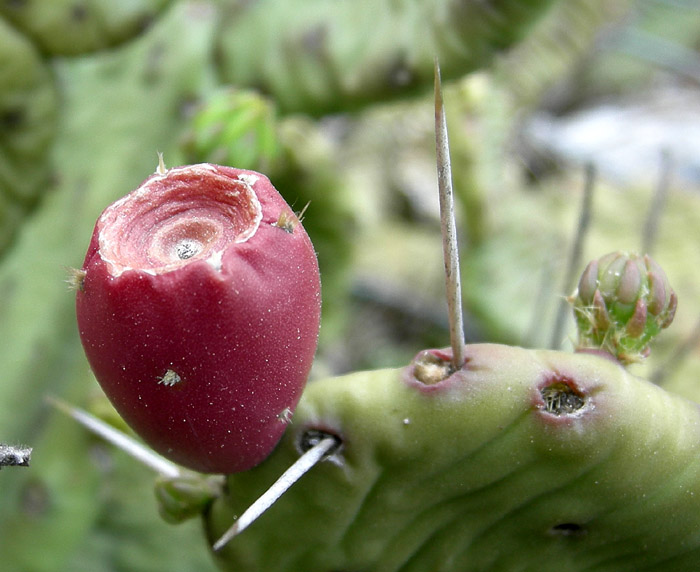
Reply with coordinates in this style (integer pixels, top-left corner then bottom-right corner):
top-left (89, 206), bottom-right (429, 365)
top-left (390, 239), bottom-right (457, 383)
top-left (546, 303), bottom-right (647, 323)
top-left (75, 163), bottom-right (321, 474)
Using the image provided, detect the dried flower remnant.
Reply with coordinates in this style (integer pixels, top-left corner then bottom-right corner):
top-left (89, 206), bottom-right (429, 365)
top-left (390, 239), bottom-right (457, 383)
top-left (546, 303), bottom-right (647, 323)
top-left (540, 381), bottom-right (586, 416)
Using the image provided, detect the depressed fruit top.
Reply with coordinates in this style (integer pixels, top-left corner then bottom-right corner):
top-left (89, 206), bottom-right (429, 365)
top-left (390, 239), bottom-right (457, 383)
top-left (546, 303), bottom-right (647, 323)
top-left (98, 164), bottom-right (263, 276)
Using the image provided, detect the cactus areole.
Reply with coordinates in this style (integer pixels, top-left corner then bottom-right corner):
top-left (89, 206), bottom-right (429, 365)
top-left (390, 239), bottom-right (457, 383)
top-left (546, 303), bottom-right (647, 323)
top-left (75, 164), bottom-right (321, 474)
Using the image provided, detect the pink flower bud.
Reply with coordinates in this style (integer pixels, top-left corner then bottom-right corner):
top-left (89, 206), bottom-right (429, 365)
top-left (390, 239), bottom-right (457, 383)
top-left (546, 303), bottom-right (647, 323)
top-left (76, 164), bottom-right (321, 473)
top-left (571, 251), bottom-right (676, 364)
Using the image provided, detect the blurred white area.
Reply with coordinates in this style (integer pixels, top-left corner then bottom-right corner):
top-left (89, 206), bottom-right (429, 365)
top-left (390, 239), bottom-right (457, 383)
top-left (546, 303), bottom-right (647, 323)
top-left (524, 84), bottom-right (700, 189)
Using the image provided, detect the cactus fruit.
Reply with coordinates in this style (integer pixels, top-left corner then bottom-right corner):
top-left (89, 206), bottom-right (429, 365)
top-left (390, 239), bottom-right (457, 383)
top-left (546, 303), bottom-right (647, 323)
top-left (75, 162), bottom-right (321, 473)
top-left (206, 343), bottom-right (700, 572)
top-left (571, 251), bottom-right (677, 364)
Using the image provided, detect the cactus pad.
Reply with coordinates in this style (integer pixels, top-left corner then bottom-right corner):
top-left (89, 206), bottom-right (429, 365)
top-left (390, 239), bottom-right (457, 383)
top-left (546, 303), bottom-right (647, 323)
top-left (0, 0), bottom-right (173, 56)
top-left (0, 16), bottom-right (57, 254)
top-left (206, 343), bottom-right (700, 571)
top-left (215, 0), bottom-right (557, 114)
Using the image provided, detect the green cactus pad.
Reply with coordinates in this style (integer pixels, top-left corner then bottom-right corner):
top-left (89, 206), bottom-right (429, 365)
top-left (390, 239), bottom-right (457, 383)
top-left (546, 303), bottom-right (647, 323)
top-left (0, 16), bottom-right (58, 253)
top-left (215, 0), bottom-right (556, 115)
top-left (0, 0), bottom-right (173, 56)
top-left (206, 344), bottom-right (700, 571)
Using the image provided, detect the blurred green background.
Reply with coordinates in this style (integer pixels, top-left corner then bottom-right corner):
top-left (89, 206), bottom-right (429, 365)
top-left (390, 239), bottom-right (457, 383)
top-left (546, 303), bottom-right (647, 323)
top-left (1, 0), bottom-right (700, 570)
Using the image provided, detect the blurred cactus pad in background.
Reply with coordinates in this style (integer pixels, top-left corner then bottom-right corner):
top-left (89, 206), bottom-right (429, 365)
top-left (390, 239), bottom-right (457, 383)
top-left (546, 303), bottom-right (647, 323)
top-left (2, 0), bottom-right (700, 571)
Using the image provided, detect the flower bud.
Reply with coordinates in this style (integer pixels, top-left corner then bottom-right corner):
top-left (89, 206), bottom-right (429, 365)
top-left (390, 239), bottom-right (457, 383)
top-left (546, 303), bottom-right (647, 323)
top-left (571, 251), bottom-right (677, 364)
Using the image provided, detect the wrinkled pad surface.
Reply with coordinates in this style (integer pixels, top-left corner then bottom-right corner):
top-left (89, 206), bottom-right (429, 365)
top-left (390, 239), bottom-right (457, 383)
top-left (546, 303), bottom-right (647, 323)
top-left (208, 344), bottom-right (700, 572)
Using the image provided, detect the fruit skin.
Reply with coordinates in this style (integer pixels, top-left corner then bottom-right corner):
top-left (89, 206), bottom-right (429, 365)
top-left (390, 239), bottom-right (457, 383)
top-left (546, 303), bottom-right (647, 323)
top-left (75, 163), bottom-right (321, 474)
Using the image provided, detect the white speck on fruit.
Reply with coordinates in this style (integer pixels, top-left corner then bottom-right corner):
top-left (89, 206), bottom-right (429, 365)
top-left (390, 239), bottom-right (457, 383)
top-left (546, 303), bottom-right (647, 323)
top-left (237, 173), bottom-right (259, 187)
top-left (207, 250), bottom-right (223, 272)
top-left (158, 369), bottom-right (182, 387)
top-left (277, 407), bottom-right (293, 424)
